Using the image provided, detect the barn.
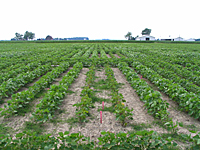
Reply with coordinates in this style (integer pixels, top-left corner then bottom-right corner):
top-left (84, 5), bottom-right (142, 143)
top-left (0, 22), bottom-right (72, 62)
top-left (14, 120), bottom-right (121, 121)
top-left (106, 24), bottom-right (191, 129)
top-left (136, 35), bottom-right (156, 41)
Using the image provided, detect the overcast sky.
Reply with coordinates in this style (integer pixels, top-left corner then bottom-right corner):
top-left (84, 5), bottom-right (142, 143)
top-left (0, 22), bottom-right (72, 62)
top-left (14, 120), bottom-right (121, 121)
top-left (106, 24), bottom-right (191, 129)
top-left (0, 0), bottom-right (199, 40)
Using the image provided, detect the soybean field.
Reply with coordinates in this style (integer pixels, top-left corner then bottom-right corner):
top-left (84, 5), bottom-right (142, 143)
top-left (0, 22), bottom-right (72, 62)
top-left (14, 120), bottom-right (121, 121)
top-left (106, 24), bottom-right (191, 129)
top-left (0, 42), bottom-right (200, 149)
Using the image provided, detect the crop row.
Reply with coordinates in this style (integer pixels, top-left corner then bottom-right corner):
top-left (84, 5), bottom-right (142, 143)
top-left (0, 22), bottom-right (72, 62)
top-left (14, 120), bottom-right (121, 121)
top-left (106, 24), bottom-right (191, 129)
top-left (118, 62), bottom-right (170, 122)
top-left (131, 61), bottom-right (200, 120)
top-left (137, 59), bottom-right (200, 95)
top-left (149, 58), bottom-right (200, 86)
top-left (1, 63), bottom-right (23, 74)
top-left (0, 49), bottom-right (51, 70)
top-left (108, 51), bottom-right (115, 58)
top-left (0, 64), bottom-right (52, 102)
top-left (82, 49), bottom-right (92, 58)
top-left (143, 50), bottom-right (200, 72)
top-left (116, 52), bottom-right (126, 59)
top-left (121, 50), bottom-right (200, 93)
top-left (33, 62), bottom-right (83, 122)
top-left (118, 45), bottom-right (200, 74)
top-left (0, 62), bottom-right (40, 84)
top-left (91, 50), bottom-right (98, 58)
top-left (0, 129), bottom-right (180, 149)
top-left (104, 65), bottom-right (133, 127)
top-left (100, 50), bottom-right (107, 58)
top-left (73, 65), bottom-right (95, 123)
top-left (0, 63), bottom-right (70, 117)
top-left (124, 49), bottom-right (200, 79)
top-left (72, 50), bottom-right (85, 58)
top-left (0, 49), bottom-right (70, 76)
top-left (120, 43), bottom-right (200, 68)
top-left (0, 45), bottom-right (77, 71)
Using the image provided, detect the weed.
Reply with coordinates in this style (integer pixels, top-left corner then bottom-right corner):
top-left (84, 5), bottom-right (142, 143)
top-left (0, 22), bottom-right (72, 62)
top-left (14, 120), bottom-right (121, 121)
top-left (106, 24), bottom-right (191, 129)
top-left (161, 133), bottom-right (190, 144)
top-left (91, 95), bottom-right (110, 103)
top-left (0, 123), bottom-right (13, 134)
top-left (0, 100), bottom-right (4, 104)
top-left (66, 90), bottom-right (75, 94)
top-left (24, 121), bottom-right (45, 135)
top-left (35, 89), bottom-right (47, 98)
top-left (97, 106), bottom-right (115, 113)
top-left (129, 123), bottom-right (152, 131)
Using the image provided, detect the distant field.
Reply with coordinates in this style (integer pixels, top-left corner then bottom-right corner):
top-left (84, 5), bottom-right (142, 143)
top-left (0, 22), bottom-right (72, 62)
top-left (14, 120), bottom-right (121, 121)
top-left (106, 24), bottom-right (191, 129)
top-left (0, 42), bottom-right (200, 149)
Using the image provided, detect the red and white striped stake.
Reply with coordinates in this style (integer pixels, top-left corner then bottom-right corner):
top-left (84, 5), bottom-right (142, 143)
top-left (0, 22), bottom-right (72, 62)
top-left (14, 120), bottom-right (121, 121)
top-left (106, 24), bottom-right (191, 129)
top-left (140, 75), bottom-right (142, 79)
top-left (102, 101), bottom-right (104, 110)
top-left (100, 111), bottom-right (102, 124)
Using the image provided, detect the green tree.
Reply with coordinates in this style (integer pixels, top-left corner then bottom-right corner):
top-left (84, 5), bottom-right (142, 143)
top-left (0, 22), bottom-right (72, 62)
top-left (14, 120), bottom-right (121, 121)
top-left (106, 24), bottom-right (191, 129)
top-left (125, 32), bottom-right (132, 40)
top-left (24, 31), bottom-right (35, 40)
top-left (131, 35), bottom-right (139, 40)
top-left (141, 28), bottom-right (151, 35)
top-left (14, 32), bottom-right (23, 40)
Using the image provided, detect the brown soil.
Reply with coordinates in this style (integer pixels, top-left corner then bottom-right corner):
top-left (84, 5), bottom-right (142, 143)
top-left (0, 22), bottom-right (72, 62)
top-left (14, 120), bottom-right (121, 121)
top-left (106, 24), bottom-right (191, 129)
top-left (0, 68), bottom-right (71, 135)
top-left (112, 68), bottom-right (168, 133)
top-left (94, 68), bottom-right (111, 99)
top-left (51, 67), bottom-right (72, 85)
top-left (114, 54), bottom-right (120, 58)
top-left (112, 68), bottom-right (154, 124)
top-left (0, 69), bottom-right (54, 107)
top-left (47, 67), bottom-right (169, 143)
top-left (17, 69), bottom-right (52, 92)
top-left (0, 76), bottom-right (47, 109)
top-left (106, 54), bottom-right (111, 58)
top-left (46, 68), bottom-right (135, 142)
top-left (2, 66), bottom-right (198, 148)
top-left (137, 73), bottom-right (200, 135)
top-left (95, 68), bottom-right (107, 81)
top-left (0, 97), bottom-right (11, 109)
top-left (45, 68), bottom-right (89, 135)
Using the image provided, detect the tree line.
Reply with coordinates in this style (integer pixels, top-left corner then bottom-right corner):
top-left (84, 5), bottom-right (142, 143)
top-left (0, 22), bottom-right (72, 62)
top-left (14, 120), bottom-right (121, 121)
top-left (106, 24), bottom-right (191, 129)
top-left (12, 28), bottom-right (152, 41)
top-left (125, 28), bottom-right (151, 40)
top-left (12, 31), bottom-right (35, 41)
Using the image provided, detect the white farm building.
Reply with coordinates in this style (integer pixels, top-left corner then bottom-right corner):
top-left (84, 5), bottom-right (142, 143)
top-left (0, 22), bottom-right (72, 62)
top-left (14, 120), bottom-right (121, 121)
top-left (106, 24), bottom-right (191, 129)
top-left (174, 37), bottom-right (184, 41)
top-left (136, 35), bottom-right (156, 41)
top-left (185, 38), bottom-right (195, 41)
top-left (160, 37), bottom-right (184, 41)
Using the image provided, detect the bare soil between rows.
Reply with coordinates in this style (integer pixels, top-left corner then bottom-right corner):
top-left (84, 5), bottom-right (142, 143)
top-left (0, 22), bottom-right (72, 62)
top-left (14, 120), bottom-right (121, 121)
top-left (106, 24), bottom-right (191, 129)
top-left (0, 68), bottom-right (71, 135)
top-left (137, 73), bottom-right (200, 134)
top-left (106, 54), bottom-right (111, 58)
top-left (114, 54), bottom-right (120, 58)
top-left (1, 67), bottom-right (199, 149)
top-left (45, 68), bottom-right (170, 142)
